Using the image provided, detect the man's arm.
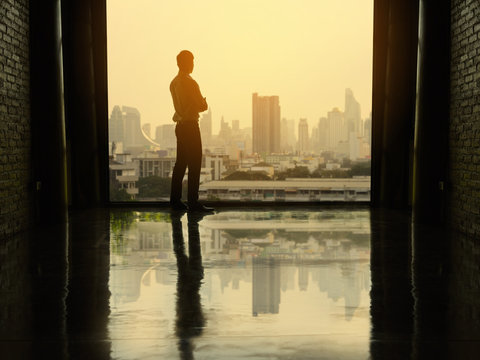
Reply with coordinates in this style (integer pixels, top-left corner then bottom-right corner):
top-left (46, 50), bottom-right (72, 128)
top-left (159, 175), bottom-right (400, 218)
top-left (192, 81), bottom-right (208, 112)
top-left (173, 77), bottom-right (208, 120)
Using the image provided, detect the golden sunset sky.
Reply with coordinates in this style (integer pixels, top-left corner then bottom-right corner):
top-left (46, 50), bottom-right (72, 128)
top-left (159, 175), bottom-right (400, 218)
top-left (107, 0), bottom-right (373, 134)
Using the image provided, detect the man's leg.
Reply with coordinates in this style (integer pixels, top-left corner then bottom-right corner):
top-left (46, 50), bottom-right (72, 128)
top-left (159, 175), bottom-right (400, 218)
top-left (170, 124), bottom-right (188, 205)
top-left (186, 124), bottom-right (202, 205)
top-left (186, 124), bottom-right (213, 212)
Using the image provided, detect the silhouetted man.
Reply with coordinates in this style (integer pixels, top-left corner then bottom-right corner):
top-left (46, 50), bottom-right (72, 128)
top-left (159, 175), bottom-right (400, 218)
top-left (170, 50), bottom-right (213, 212)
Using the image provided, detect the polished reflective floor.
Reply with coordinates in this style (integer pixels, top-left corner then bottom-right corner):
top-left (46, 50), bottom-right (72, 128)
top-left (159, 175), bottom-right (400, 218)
top-left (1, 207), bottom-right (480, 359)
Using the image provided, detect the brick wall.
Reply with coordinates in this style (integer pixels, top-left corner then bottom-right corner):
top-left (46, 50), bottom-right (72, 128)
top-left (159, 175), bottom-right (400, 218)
top-left (449, 0), bottom-right (480, 236)
top-left (0, 0), bottom-right (31, 238)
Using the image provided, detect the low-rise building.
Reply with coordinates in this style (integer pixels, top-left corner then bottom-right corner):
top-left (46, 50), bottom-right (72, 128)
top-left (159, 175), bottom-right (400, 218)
top-left (109, 158), bottom-right (139, 198)
top-left (199, 178), bottom-right (371, 202)
top-left (135, 152), bottom-right (176, 178)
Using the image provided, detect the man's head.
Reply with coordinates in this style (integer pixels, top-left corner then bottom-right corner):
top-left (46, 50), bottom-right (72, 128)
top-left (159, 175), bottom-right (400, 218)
top-left (177, 50), bottom-right (194, 73)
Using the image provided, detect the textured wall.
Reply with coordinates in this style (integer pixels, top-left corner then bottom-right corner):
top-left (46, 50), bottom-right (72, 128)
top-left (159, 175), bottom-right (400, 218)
top-left (449, 0), bottom-right (480, 236)
top-left (0, 0), bottom-right (31, 238)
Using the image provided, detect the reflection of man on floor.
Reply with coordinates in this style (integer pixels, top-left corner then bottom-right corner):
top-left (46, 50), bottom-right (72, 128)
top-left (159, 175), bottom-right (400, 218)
top-left (169, 50), bottom-right (213, 212)
top-left (171, 212), bottom-right (206, 358)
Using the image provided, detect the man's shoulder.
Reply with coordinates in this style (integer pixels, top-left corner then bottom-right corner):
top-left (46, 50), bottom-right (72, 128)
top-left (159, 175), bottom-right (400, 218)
top-left (171, 73), bottom-right (194, 86)
top-left (170, 75), bottom-right (181, 86)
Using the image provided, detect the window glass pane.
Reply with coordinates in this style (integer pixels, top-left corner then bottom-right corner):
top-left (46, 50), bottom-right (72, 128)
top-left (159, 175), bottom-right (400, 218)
top-left (107, 0), bottom-right (373, 202)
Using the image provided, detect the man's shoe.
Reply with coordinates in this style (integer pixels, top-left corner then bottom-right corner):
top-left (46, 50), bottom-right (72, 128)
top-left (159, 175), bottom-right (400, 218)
top-left (188, 203), bottom-right (215, 212)
top-left (187, 211), bottom-right (208, 224)
top-left (170, 201), bottom-right (188, 211)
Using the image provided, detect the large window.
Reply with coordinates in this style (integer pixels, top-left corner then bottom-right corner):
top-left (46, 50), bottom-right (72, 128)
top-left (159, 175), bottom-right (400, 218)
top-left (107, 0), bottom-right (373, 202)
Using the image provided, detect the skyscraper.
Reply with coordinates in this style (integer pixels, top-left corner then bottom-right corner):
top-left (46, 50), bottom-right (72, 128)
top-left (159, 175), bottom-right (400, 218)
top-left (344, 88), bottom-right (362, 137)
top-left (327, 107), bottom-right (346, 151)
top-left (123, 106), bottom-right (146, 147)
top-left (280, 118), bottom-right (296, 152)
top-left (364, 115), bottom-right (372, 146)
top-left (155, 124), bottom-right (175, 148)
top-left (232, 119), bottom-right (240, 133)
top-left (297, 118), bottom-right (309, 153)
top-left (218, 116), bottom-right (232, 144)
top-left (311, 125), bottom-right (320, 154)
top-left (200, 109), bottom-right (212, 145)
top-left (142, 123), bottom-right (151, 139)
top-left (318, 117), bottom-right (328, 149)
top-left (109, 105), bottom-right (154, 148)
top-left (252, 93), bottom-right (281, 155)
top-left (109, 105), bottom-right (124, 143)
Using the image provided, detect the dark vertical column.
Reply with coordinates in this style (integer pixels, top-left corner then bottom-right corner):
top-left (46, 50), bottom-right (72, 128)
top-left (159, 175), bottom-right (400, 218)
top-left (371, 0), bottom-right (419, 209)
top-left (66, 209), bottom-right (111, 358)
top-left (369, 209), bottom-right (414, 359)
top-left (31, 224), bottom-right (69, 358)
top-left (411, 224), bottom-right (449, 359)
top-left (30, 0), bottom-right (68, 224)
top-left (371, 0), bottom-right (389, 207)
top-left (412, 0), bottom-right (451, 224)
top-left (61, 0), bottom-right (109, 208)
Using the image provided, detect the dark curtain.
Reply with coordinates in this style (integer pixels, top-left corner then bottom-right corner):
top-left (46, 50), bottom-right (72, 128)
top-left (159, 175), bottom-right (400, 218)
top-left (61, 0), bottom-right (109, 208)
top-left (412, 0), bottom-right (451, 224)
top-left (371, 0), bottom-right (419, 209)
top-left (30, 0), bottom-right (68, 224)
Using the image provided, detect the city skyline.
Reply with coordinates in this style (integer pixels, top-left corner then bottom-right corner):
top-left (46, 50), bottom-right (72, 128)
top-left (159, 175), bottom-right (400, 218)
top-left (109, 87), bottom-right (370, 148)
top-left (108, 88), bottom-right (371, 202)
top-left (107, 0), bottom-right (373, 134)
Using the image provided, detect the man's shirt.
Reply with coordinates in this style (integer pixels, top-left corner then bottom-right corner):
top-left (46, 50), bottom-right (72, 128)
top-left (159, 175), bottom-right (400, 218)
top-left (170, 71), bottom-right (208, 123)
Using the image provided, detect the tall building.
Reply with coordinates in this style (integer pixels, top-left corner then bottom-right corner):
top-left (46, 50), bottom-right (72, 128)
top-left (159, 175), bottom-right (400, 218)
top-left (364, 115), bottom-right (372, 146)
top-left (109, 105), bottom-right (153, 148)
top-left (218, 116), bottom-right (232, 143)
top-left (344, 88), bottom-right (362, 137)
top-left (200, 109), bottom-right (212, 145)
top-left (310, 125), bottom-right (320, 154)
top-left (122, 106), bottom-right (147, 148)
top-left (232, 119), bottom-right (240, 133)
top-left (318, 117), bottom-right (328, 149)
top-left (327, 107), bottom-right (346, 151)
top-left (280, 118), bottom-right (296, 152)
top-left (142, 123), bottom-right (151, 139)
top-left (108, 105), bottom-right (125, 143)
top-left (252, 93), bottom-right (281, 155)
top-left (297, 118), bottom-right (309, 153)
top-left (155, 124), bottom-right (176, 149)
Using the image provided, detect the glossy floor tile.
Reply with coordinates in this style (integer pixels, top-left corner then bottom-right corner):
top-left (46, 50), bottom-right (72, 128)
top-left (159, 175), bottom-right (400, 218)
top-left (1, 207), bottom-right (480, 359)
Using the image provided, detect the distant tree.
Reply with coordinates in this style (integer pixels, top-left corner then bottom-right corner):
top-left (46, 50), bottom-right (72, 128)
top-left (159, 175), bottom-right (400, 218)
top-left (137, 176), bottom-right (171, 198)
top-left (222, 229), bottom-right (271, 239)
top-left (110, 176), bottom-right (133, 201)
top-left (320, 151), bottom-right (335, 162)
top-left (250, 172), bottom-right (271, 180)
top-left (224, 171), bottom-right (251, 180)
top-left (110, 187), bottom-right (132, 201)
top-left (224, 171), bottom-right (270, 180)
top-left (311, 168), bottom-right (351, 178)
top-left (254, 161), bottom-right (272, 167)
top-left (351, 161), bottom-right (371, 176)
top-left (342, 157), bottom-right (352, 168)
top-left (221, 169), bottom-right (236, 178)
top-left (276, 166), bottom-right (310, 180)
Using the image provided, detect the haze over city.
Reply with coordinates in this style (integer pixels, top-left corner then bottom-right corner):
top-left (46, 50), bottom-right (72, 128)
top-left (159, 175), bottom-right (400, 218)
top-left (107, 0), bottom-right (373, 134)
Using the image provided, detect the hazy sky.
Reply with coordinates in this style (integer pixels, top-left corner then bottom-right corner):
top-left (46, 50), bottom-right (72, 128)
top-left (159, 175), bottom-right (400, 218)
top-left (107, 0), bottom-right (373, 134)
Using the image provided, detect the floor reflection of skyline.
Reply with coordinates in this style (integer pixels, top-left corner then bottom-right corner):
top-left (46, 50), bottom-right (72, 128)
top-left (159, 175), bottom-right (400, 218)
top-left (108, 210), bottom-right (371, 321)
top-left (109, 211), bottom-right (370, 358)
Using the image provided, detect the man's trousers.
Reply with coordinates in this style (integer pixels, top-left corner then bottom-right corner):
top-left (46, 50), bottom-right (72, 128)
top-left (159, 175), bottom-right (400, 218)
top-left (170, 121), bottom-right (202, 205)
